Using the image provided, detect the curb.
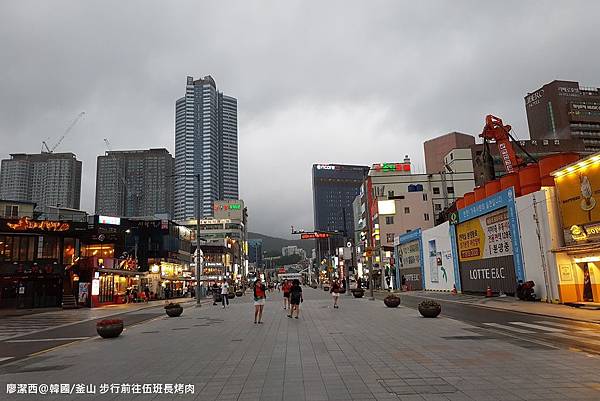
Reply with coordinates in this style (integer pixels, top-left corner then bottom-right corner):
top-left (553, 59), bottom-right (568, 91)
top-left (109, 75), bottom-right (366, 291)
top-left (399, 292), bottom-right (600, 325)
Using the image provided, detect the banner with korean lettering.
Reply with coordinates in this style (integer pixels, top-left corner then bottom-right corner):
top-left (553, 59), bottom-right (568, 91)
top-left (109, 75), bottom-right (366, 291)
top-left (457, 208), bottom-right (512, 262)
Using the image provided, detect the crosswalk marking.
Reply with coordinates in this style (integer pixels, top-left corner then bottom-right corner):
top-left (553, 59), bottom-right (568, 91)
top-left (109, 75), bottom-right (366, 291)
top-left (483, 322), bottom-right (536, 334)
top-left (0, 314), bottom-right (93, 341)
top-left (534, 320), bottom-right (595, 331)
top-left (509, 322), bottom-right (565, 332)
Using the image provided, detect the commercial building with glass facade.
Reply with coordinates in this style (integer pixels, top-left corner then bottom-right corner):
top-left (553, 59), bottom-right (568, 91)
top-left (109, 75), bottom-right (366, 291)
top-left (312, 164), bottom-right (370, 262)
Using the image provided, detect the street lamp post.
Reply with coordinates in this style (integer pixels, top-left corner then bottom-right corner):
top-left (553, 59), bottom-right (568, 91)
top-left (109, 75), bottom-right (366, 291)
top-left (173, 173), bottom-right (203, 307)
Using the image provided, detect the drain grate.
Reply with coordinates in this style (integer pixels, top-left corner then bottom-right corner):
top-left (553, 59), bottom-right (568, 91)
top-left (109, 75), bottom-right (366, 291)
top-left (141, 331), bottom-right (159, 334)
top-left (378, 378), bottom-right (457, 395)
top-left (231, 339), bottom-right (243, 342)
top-left (172, 327), bottom-right (189, 331)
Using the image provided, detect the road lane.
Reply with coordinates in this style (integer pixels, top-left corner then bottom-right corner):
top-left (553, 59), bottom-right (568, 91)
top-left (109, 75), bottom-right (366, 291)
top-left (398, 292), bottom-right (600, 355)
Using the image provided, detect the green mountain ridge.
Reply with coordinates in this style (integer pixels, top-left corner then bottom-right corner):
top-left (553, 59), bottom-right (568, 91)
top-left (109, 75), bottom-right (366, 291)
top-left (248, 232), bottom-right (313, 256)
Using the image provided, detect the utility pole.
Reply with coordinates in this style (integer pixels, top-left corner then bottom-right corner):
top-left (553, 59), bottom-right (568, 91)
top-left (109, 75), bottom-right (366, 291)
top-left (195, 173), bottom-right (202, 307)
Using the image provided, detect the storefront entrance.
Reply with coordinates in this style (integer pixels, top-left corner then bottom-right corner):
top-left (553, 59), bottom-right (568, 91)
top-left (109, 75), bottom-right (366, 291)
top-left (579, 262), bottom-right (597, 302)
top-left (0, 275), bottom-right (62, 309)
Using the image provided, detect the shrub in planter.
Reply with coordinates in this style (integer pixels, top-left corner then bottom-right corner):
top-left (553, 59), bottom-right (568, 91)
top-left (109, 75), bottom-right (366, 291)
top-left (235, 291), bottom-right (243, 297)
top-left (227, 292), bottom-right (236, 299)
top-left (352, 288), bottom-right (365, 298)
top-left (383, 294), bottom-right (401, 308)
top-left (164, 302), bottom-right (183, 317)
top-left (96, 319), bottom-right (124, 338)
top-left (418, 300), bottom-right (441, 318)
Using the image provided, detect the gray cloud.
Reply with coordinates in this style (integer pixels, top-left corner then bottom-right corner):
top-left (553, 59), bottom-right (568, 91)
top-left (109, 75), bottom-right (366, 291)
top-left (1, 0), bottom-right (598, 238)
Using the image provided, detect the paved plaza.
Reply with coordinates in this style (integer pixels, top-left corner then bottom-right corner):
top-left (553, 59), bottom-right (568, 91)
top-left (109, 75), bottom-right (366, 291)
top-left (2, 288), bottom-right (600, 401)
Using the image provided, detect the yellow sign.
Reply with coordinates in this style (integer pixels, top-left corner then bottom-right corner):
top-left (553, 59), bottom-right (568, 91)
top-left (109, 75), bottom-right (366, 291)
top-left (555, 156), bottom-right (600, 227)
top-left (456, 218), bottom-right (484, 261)
top-left (570, 225), bottom-right (587, 241)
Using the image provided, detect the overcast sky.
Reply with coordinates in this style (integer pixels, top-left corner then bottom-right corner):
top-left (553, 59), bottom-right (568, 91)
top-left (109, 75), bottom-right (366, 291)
top-left (1, 1), bottom-right (598, 238)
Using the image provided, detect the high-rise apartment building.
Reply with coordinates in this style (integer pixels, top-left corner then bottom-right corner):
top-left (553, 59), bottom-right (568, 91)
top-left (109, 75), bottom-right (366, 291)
top-left (525, 80), bottom-right (600, 152)
top-left (95, 149), bottom-right (174, 218)
top-left (0, 152), bottom-right (82, 210)
top-left (174, 76), bottom-right (238, 221)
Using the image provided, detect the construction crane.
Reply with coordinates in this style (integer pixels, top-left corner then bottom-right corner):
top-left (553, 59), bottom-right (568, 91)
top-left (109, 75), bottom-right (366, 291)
top-left (42, 111), bottom-right (86, 153)
top-left (479, 114), bottom-right (536, 178)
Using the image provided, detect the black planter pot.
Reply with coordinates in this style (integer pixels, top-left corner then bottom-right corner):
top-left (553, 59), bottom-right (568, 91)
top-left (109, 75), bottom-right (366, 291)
top-left (165, 306), bottom-right (183, 317)
top-left (323, 286), bottom-right (330, 291)
top-left (311, 284), bottom-right (318, 289)
top-left (96, 323), bottom-right (123, 338)
top-left (227, 293), bottom-right (235, 299)
top-left (384, 296), bottom-right (401, 308)
top-left (235, 291), bottom-right (243, 297)
top-left (214, 294), bottom-right (223, 303)
top-left (418, 304), bottom-right (441, 318)
top-left (352, 289), bottom-right (364, 298)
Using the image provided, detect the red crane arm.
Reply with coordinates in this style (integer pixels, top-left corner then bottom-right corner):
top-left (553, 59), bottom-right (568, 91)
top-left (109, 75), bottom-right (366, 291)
top-left (479, 115), bottom-right (522, 174)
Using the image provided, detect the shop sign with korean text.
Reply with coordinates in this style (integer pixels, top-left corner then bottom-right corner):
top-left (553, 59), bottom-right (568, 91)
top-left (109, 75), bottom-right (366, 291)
top-left (457, 208), bottom-right (512, 262)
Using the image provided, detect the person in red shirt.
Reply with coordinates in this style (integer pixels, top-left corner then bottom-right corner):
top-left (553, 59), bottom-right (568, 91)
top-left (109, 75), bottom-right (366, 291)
top-left (282, 279), bottom-right (291, 310)
top-left (253, 278), bottom-right (267, 324)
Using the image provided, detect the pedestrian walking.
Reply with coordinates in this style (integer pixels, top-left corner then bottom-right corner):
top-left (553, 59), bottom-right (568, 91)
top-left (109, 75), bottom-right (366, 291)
top-left (212, 283), bottom-right (219, 305)
top-left (221, 280), bottom-right (230, 308)
top-left (282, 279), bottom-right (291, 310)
top-left (330, 280), bottom-right (341, 309)
top-left (253, 278), bottom-right (266, 324)
top-left (144, 286), bottom-right (150, 302)
top-left (287, 279), bottom-right (303, 319)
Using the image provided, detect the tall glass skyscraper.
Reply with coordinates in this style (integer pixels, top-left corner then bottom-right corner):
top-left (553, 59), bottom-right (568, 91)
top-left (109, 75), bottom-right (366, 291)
top-left (174, 76), bottom-right (238, 221)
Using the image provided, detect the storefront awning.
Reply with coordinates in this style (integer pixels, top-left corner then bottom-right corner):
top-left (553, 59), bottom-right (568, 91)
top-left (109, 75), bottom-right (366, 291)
top-left (97, 268), bottom-right (145, 277)
top-left (552, 243), bottom-right (600, 255)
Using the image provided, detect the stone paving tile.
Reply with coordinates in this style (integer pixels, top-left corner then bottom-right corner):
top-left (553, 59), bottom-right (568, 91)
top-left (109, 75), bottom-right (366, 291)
top-left (1, 288), bottom-right (600, 401)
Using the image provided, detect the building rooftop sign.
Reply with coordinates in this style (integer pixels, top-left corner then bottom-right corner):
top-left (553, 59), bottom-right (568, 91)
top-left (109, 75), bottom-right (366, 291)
top-left (316, 164), bottom-right (336, 170)
top-left (213, 203), bottom-right (242, 212)
top-left (372, 163), bottom-right (411, 172)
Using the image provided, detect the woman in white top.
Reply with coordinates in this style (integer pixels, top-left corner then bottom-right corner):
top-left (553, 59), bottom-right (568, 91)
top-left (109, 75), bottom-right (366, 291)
top-left (221, 280), bottom-right (230, 308)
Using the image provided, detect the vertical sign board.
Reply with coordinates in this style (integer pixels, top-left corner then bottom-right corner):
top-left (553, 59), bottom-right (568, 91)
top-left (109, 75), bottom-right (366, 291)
top-left (455, 188), bottom-right (524, 294)
top-left (397, 229), bottom-right (424, 290)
